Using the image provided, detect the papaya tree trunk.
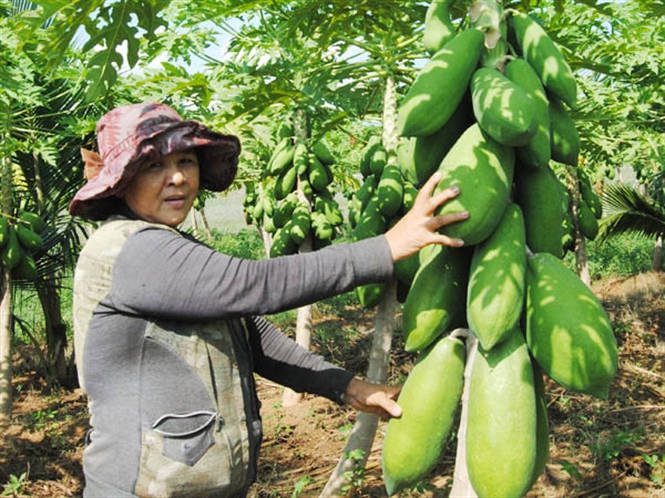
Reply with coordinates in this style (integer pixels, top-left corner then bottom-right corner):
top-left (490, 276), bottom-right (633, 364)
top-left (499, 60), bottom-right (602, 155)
top-left (653, 235), bottom-right (663, 272)
top-left (566, 167), bottom-right (591, 286)
top-left (0, 152), bottom-right (13, 426)
top-left (320, 75), bottom-right (399, 497)
top-left (283, 108), bottom-right (313, 407)
top-left (320, 282), bottom-right (398, 497)
top-left (450, 330), bottom-right (478, 498)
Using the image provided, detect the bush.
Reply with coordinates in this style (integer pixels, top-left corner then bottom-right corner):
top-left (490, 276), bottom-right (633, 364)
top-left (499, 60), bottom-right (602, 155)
top-left (564, 232), bottom-right (654, 280)
top-left (208, 228), bottom-right (266, 260)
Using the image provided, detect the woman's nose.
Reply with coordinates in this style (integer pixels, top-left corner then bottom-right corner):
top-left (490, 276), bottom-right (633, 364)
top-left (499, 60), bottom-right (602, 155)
top-left (169, 169), bottom-right (186, 185)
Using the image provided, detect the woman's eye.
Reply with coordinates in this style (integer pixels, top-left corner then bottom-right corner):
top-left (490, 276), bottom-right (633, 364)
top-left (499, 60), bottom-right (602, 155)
top-left (147, 162), bottom-right (163, 171)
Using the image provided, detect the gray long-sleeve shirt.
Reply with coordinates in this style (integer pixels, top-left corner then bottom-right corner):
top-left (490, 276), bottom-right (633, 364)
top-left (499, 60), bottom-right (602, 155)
top-left (74, 219), bottom-right (393, 497)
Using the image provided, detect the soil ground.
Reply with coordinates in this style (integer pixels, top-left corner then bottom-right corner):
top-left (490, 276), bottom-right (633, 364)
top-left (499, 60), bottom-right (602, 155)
top-left (1, 272), bottom-right (664, 498)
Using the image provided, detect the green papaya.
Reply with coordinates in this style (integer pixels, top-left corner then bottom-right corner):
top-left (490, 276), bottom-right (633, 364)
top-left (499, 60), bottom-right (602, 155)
top-left (396, 29), bottom-right (484, 137)
top-left (0, 216), bottom-right (8, 248)
top-left (578, 199), bottom-right (599, 240)
top-left (467, 328), bottom-right (537, 498)
top-left (549, 97), bottom-right (580, 166)
top-left (369, 143), bottom-right (388, 177)
top-left (515, 164), bottom-right (565, 258)
top-left (352, 198), bottom-right (386, 241)
top-left (579, 175), bottom-right (602, 219)
top-left (19, 211), bottom-right (46, 234)
top-left (526, 252), bottom-right (618, 398)
top-left (393, 251), bottom-right (420, 288)
top-left (382, 334), bottom-right (465, 495)
top-left (467, 203), bottom-right (526, 350)
top-left (510, 11), bottom-right (577, 108)
top-left (314, 195), bottom-right (343, 226)
top-left (293, 142), bottom-right (309, 176)
top-left (1, 227), bottom-right (23, 270)
top-left (504, 58), bottom-right (552, 168)
top-left (403, 245), bottom-right (470, 352)
top-left (434, 123), bottom-right (515, 245)
top-left (288, 205), bottom-right (311, 245)
top-left (273, 193), bottom-right (298, 228)
top-left (401, 181), bottom-right (418, 213)
top-left (470, 67), bottom-right (537, 146)
top-left (376, 165), bottom-right (404, 218)
top-left (356, 175), bottom-right (378, 212)
top-left (15, 225), bottom-right (43, 253)
top-left (311, 139), bottom-right (335, 165)
top-left (308, 154), bottom-right (332, 192)
top-left (269, 226), bottom-right (297, 257)
top-left (263, 213), bottom-right (276, 234)
top-left (311, 212), bottom-right (334, 241)
top-left (397, 95), bottom-right (473, 187)
top-left (274, 166), bottom-right (297, 200)
top-left (268, 138), bottom-right (295, 176)
top-left (356, 283), bottom-right (386, 308)
top-left (276, 122), bottom-right (293, 139)
top-left (360, 137), bottom-right (382, 178)
top-left (423, 0), bottom-right (456, 54)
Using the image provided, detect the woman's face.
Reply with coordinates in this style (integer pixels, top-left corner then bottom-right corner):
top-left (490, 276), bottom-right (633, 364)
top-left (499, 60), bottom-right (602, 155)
top-left (121, 150), bottom-right (200, 227)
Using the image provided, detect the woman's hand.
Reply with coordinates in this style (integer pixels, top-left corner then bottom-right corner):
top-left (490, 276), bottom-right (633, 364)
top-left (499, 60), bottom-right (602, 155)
top-left (384, 171), bottom-right (469, 261)
top-left (343, 378), bottom-right (402, 419)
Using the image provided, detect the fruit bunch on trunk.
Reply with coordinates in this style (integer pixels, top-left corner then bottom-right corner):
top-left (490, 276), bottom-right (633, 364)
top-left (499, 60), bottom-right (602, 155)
top-left (0, 210), bottom-right (45, 280)
top-left (381, 1), bottom-right (615, 496)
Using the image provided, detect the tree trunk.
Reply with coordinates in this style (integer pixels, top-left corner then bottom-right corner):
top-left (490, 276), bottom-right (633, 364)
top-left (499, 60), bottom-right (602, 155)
top-left (319, 282), bottom-right (398, 497)
top-left (653, 235), bottom-right (663, 272)
top-left (0, 152), bottom-right (13, 426)
top-left (566, 167), bottom-right (591, 286)
top-left (198, 207), bottom-right (212, 239)
top-left (450, 330), bottom-right (478, 498)
top-left (37, 279), bottom-right (70, 386)
top-left (320, 75), bottom-right (399, 497)
top-left (283, 108), bottom-right (312, 407)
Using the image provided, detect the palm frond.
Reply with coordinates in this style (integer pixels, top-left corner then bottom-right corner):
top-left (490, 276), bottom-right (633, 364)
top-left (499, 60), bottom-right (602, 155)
top-left (598, 183), bottom-right (665, 241)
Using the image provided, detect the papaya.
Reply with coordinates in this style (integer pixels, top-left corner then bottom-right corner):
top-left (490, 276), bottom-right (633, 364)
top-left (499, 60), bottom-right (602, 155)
top-left (579, 176), bottom-right (602, 219)
top-left (397, 95), bottom-right (473, 187)
top-left (549, 97), bottom-right (580, 166)
top-left (15, 225), bottom-right (43, 253)
top-left (314, 195), bottom-right (343, 226)
top-left (276, 122), bottom-right (293, 139)
top-left (311, 139), bottom-right (335, 165)
top-left (0, 216), bottom-right (8, 248)
top-left (356, 283), bottom-right (386, 308)
top-left (376, 165), bottom-right (404, 218)
top-left (293, 142), bottom-right (309, 176)
top-left (272, 193), bottom-right (298, 229)
top-left (434, 123), bottom-right (515, 246)
top-left (262, 213), bottom-right (276, 234)
top-left (360, 137), bottom-right (382, 178)
top-left (19, 211), bottom-right (46, 234)
top-left (274, 166), bottom-right (297, 200)
top-left (382, 334), bottom-right (465, 495)
top-left (402, 244), bottom-right (470, 352)
top-left (288, 205), bottom-right (311, 245)
top-left (356, 175), bottom-right (378, 212)
top-left (401, 181), bottom-right (418, 213)
top-left (352, 197), bottom-right (385, 241)
top-left (268, 137), bottom-right (295, 176)
top-left (396, 29), bottom-right (484, 137)
top-left (526, 252), bottom-right (618, 398)
top-left (467, 203), bottom-right (526, 350)
top-left (269, 226), bottom-right (297, 257)
top-left (423, 0), bottom-right (456, 54)
top-left (509, 11), bottom-right (577, 108)
top-left (311, 212), bottom-right (334, 241)
top-left (578, 199), bottom-right (599, 240)
top-left (393, 251), bottom-right (420, 288)
top-left (307, 154), bottom-right (332, 192)
top-left (505, 58), bottom-right (552, 168)
top-left (369, 143), bottom-right (388, 177)
top-left (1, 227), bottom-right (23, 270)
top-left (466, 328), bottom-right (537, 498)
top-left (515, 164), bottom-right (565, 258)
top-left (470, 67), bottom-right (537, 147)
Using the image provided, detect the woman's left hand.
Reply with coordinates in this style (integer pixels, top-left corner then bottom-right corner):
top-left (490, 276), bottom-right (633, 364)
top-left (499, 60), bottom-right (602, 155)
top-left (343, 378), bottom-right (402, 419)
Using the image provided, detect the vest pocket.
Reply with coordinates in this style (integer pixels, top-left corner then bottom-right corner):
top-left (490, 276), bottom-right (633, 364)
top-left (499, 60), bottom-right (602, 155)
top-left (152, 411), bottom-right (217, 466)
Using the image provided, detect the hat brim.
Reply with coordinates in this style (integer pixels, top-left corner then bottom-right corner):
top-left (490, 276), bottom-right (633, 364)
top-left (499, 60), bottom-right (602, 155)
top-left (69, 121), bottom-right (240, 220)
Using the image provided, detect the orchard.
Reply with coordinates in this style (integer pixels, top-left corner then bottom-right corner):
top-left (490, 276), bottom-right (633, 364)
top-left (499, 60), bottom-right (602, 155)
top-left (1, 1), bottom-right (664, 497)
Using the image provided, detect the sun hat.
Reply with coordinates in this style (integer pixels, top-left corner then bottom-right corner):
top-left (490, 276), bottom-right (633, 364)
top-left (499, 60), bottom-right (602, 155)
top-left (69, 102), bottom-right (241, 220)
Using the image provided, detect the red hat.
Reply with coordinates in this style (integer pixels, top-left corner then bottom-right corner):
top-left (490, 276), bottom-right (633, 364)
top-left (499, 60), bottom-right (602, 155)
top-left (69, 102), bottom-right (240, 220)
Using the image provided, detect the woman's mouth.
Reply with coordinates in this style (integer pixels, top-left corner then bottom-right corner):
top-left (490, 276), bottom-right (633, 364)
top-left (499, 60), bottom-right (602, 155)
top-left (164, 195), bottom-right (187, 209)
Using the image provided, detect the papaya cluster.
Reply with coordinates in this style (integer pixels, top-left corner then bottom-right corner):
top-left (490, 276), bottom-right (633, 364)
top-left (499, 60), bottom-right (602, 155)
top-left (382, 3), bottom-right (616, 497)
top-left (243, 124), bottom-right (343, 257)
top-left (347, 137), bottom-right (419, 307)
top-left (0, 211), bottom-right (45, 280)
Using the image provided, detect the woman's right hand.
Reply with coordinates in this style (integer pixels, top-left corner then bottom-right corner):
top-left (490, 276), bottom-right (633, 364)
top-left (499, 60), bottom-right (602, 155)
top-left (384, 171), bottom-right (469, 261)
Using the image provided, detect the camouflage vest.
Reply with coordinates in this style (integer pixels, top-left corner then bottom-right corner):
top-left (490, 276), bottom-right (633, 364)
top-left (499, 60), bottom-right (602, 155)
top-left (73, 217), bottom-right (259, 497)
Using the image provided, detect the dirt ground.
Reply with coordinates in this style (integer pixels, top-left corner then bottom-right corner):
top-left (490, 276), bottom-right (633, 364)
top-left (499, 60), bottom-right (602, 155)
top-left (1, 272), bottom-right (664, 497)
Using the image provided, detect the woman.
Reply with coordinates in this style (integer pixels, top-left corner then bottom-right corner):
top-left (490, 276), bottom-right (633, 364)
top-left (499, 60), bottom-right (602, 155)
top-left (69, 102), bottom-right (468, 497)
